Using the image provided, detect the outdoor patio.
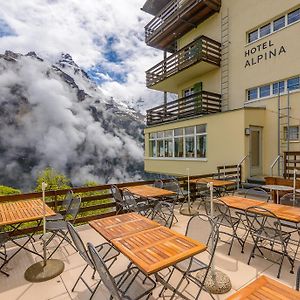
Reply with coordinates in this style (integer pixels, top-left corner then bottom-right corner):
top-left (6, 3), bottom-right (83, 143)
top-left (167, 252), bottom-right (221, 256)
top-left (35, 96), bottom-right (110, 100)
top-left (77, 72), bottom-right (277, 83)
top-left (0, 205), bottom-right (299, 300)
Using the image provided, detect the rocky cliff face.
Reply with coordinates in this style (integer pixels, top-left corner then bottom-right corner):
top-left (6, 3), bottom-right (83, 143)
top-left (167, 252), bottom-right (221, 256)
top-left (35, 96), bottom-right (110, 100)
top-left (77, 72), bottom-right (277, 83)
top-left (0, 51), bottom-right (146, 190)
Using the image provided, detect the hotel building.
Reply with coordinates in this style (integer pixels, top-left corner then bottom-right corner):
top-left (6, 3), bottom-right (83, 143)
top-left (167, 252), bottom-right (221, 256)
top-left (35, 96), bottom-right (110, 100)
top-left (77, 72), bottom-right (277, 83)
top-left (142, 0), bottom-right (300, 180)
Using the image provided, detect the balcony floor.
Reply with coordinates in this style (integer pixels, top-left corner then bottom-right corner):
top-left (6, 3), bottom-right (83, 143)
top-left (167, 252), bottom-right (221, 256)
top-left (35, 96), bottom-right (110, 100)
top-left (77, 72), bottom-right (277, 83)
top-left (1, 206), bottom-right (299, 299)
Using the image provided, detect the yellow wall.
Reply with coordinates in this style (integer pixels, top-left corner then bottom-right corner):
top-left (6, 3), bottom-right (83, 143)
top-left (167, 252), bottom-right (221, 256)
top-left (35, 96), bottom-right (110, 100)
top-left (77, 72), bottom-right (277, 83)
top-left (144, 108), bottom-right (266, 178)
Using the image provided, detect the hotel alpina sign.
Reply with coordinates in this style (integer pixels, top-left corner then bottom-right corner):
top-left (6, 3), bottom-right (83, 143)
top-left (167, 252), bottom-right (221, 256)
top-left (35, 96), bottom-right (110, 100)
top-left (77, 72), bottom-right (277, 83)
top-left (244, 40), bottom-right (286, 68)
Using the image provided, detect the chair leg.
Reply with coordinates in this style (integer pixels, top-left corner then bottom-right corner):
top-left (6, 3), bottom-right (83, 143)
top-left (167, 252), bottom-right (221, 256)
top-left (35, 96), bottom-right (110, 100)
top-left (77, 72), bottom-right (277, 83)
top-left (72, 264), bottom-right (89, 292)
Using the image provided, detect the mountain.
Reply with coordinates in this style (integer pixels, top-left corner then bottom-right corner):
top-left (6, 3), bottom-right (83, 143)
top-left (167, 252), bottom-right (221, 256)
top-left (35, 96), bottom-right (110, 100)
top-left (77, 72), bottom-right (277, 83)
top-left (0, 50), bottom-right (146, 190)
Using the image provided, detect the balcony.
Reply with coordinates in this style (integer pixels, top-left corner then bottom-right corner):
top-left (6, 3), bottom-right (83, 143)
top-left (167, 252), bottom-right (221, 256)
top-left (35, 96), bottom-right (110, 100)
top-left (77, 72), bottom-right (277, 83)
top-left (146, 90), bottom-right (221, 125)
top-left (146, 36), bottom-right (221, 91)
top-left (145, 0), bottom-right (221, 51)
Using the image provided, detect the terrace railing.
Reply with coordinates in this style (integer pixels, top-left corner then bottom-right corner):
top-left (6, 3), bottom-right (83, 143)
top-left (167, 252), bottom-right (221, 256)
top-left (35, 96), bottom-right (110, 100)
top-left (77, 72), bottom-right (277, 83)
top-left (146, 90), bottom-right (221, 125)
top-left (145, 0), bottom-right (221, 50)
top-left (146, 35), bottom-right (221, 87)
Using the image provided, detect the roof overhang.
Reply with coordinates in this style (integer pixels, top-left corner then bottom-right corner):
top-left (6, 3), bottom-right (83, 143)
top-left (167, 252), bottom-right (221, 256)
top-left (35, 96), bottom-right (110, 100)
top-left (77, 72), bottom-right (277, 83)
top-left (141, 0), bottom-right (172, 15)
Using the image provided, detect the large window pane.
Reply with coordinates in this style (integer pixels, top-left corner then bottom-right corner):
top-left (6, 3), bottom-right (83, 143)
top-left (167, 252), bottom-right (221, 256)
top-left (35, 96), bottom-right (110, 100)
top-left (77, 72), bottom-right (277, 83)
top-left (149, 132), bottom-right (156, 139)
top-left (164, 130), bottom-right (173, 138)
top-left (164, 139), bottom-right (173, 157)
top-left (288, 9), bottom-right (300, 24)
top-left (247, 88), bottom-right (258, 100)
top-left (260, 23), bottom-right (271, 37)
top-left (149, 140), bottom-right (156, 157)
top-left (157, 131), bottom-right (163, 138)
top-left (157, 140), bottom-right (164, 157)
top-left (174, 128), bottom-right (183, 136)
top-left (248, 30), bottom-right (258, 43)
top-left (196, 124), bottom-right (206, 134)
top-left (273, 16), bottom-right (285, 31)
top-left (174, 137), bottom-right (184, 157)
top-left (259, 85), bottom-right (270, 97)
top-left (185, 126), bottom-right (194, 135)
top-left (287, 77), bottom-right (300, 91)
top-left (284, 126), bottom-right (299, 141)
top-left (196, 135), bottom-right (206, 158)
top-left (273, 81), bottom-right (285, 95)
top-left (185, 136), bottom-right (195, 158)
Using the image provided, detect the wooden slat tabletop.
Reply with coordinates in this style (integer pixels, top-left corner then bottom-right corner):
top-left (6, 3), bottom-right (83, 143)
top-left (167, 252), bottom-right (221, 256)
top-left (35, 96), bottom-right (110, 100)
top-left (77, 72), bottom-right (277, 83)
top-left (122, 185), bottom-right (176, 198)
top-left (226, 275), bottom-right (300, 300)
top-left (89, 212), bottom-right (161, 241)
top-left (190, 178), bottom-right (235, 187)
top-left (0, 199), bottom-right (55, 226)
top-left (218, 196), bottom-right (265, 210)
top-left (260, 203), bottom-right (300, 223)
top-left (112, 226), bottom-right (206, 275)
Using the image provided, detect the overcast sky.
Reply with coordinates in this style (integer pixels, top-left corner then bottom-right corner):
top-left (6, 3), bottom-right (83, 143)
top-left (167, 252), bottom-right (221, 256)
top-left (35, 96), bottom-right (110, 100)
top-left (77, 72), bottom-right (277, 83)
top-left (0, 0), bottom-right (164, 108)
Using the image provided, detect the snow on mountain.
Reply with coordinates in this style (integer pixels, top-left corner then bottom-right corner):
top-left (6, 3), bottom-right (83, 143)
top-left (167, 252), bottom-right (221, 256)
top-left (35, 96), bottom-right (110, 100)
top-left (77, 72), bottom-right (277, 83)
top-left (0, 50), bottom-right (146, 190)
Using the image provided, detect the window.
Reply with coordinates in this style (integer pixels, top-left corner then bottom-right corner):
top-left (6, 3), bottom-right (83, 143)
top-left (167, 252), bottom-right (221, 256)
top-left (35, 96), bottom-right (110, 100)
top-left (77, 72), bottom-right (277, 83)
top-left (288, 8), bottom-right (300, 24)
top-left (248, 30), bottom-right (258, 43)
top-left (149, 125), bottom-right (207, 159)
top-left (248, 88), bottom-right (258, 101)
top-left (246, 75), bottom-right (300, 101)
top-left (273, 81), bottom-right (285, 95)
top-left (273, 16), bottom-right (285, 31)
top-left (260, 23), bottom-right (271, 37)
top-left (284, 126), bottom-right (300, 141)
top-left (259, 85), bottom-right (271, 98)
top-left (247, 7), bottom-right (300, 43)
top-left (287, 77), bottom-right (300, 91)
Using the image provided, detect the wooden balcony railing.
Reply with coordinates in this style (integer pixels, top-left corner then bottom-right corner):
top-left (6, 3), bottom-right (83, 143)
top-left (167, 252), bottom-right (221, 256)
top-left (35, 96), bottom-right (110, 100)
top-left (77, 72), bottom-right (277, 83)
top-left (146, 90), bottom-right (221, 125)
top-left (145, 0), bottom-right (221, 51)
top-left (146, 35), bottom-right (221, 87)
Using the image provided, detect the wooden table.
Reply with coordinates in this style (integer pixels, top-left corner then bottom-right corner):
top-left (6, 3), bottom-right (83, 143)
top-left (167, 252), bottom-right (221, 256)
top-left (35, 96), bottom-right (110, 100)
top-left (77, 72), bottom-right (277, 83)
top-left (122, 185), bottom-right (176, 198)
top-left (89, 213), bottom-right (206, 299)
top-left (89, 212), bottom-right (160, 240)
top-left (227, 275), bottom-right (300, 300)
top-left (190, 178), bottom-right (236, 187)
top-left (218, 196), bottom-right (265, 210)
top-left (0, 199), bottom-right (55, 226)
top-left (0, 199), bottom-right (56, 274)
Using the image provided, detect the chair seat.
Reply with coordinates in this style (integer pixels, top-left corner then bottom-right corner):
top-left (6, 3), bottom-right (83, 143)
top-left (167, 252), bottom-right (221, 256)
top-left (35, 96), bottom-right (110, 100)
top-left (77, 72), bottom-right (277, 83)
top-left (114, 267), bottom-right (156, 300)
top-left (46, 220), bottom-right (67, 231)
top-left (175, 257), bottom-right (208, 273)
top-left (46, 213), bottom-right (64, 221)
top-left (96, 243), bottom-right (120, 262)
top-left (216, 215), bottom-right (240, 227)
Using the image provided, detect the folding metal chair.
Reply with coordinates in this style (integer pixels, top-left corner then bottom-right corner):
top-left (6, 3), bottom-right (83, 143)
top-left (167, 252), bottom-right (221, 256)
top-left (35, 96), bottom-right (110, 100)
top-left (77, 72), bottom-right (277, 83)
top-left (280, 192), bottom-right (300, 207)
top-left (122, 188), bottom-right (153, 217)
top-left (110, 185), bottom-right (127, 214)
top-left (160, 214), bottom-right (219, 300)
top-left (0, 230), bottom-right (9, 276)
top-left (67, 223), bottom-right (119, 299)
top-left (151, 201), bottom-right (175, 228)
top-left (214, 199), bottom-right (243, 255)
top-left (244, 187), bottom-right (271, 202)
top-left (87, 242), bottom-right (156, 300)
top-left (245, 206), bottom-right (293, 278)
top-left (153, 179), bottom-right (164, 188)
top-left (45, 196), bottom-right (81, 258)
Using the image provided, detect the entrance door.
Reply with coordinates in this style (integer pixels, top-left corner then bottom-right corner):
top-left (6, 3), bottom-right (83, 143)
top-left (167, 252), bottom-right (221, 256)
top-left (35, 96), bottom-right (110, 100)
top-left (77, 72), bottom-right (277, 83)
top-left (249, 126), bottom-right (263, 177)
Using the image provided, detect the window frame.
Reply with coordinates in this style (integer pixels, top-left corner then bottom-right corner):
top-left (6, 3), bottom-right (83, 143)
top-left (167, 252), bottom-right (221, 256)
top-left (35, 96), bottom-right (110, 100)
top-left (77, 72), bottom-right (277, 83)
top-left (284, 126), bottom-right (300, 142)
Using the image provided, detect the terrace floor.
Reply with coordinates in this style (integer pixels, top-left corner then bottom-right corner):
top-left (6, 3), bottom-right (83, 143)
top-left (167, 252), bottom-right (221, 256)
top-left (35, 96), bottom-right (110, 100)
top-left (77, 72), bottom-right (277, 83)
top-left (1, 205), bottom-right (299, 300)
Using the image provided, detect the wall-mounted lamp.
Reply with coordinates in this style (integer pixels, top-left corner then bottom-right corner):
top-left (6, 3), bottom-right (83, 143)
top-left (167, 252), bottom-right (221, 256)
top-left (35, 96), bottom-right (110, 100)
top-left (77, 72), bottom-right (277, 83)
top-left (245, 128), bottom-right (250, 136)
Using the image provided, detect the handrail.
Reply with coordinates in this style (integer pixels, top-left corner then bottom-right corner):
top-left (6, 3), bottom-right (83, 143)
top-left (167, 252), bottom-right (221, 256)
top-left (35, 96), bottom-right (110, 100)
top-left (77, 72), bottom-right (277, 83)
top-left (237, 155), bottom-right (249, 190)
top-left (270, 155), bottom-right (282, 177)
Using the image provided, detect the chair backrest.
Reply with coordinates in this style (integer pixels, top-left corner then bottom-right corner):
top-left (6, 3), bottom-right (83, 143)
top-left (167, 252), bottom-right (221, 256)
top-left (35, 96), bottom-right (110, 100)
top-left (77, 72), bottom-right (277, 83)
top-left (110, 185), bottom-right (123, 204)
top-left (244, 187), bottom-right (271, 202)
top-left (214, 199), bottom-right (234, 224)
top-left (153, 180), bottom-right (163, 189)
top-left (280, 192), bottom-right (300, 207)
top-left (87, 242), bottom-right (122, 300)
top-left (186, 214), bottom-right (219, 253)
top-left (60, 190), bottom-right (73, 215)
top-left (65, 196), bottom-right (81, 222)
top-left (245, 206), bottom-right (284, 239)
top-left (122, 189), bottom-right (138, 212)
top-left (67, 222), bottom-right (93, 267)
top-left (152, 201), bottom-right (174, 228)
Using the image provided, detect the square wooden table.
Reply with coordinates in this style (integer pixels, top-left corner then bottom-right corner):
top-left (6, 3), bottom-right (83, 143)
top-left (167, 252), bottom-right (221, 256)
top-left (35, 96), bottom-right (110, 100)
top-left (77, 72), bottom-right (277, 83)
top-left (190, 178), bottom-right (236, 188)
top-left (226, 275), bottom-right (300, 300)
top-left (89, 212), bottom-right (161, 240)
top-left (218, 196), bottom-right (266, 211)
top-left (121, 185), bottom-right (176, 198)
